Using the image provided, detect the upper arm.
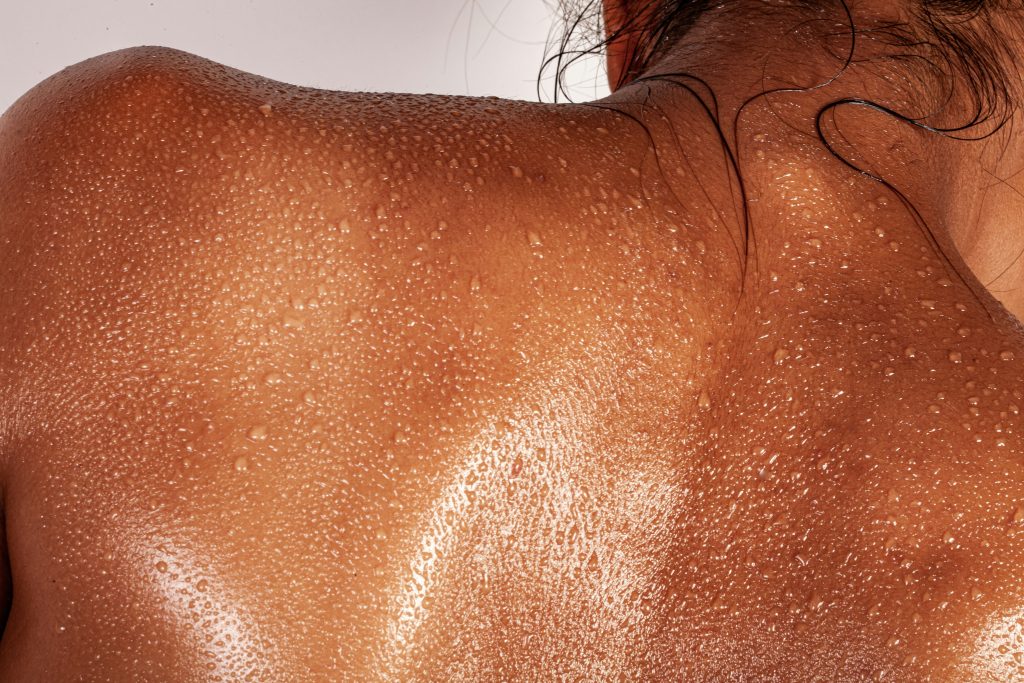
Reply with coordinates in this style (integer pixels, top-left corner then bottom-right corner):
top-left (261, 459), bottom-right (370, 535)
top-left (0, 45), bottom-right (194, 411)
top-left (0, 46), bottom-right (200, 640)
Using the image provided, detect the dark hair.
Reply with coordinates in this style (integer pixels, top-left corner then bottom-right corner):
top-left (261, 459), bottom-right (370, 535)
top-left (541, 0), bottom-right (1021, 311)
top-left (545, 0), bottom-right (1018, 108)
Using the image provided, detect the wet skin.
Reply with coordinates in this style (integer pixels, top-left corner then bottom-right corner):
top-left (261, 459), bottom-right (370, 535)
top-left (0, 46), bottom-right (1023, 681)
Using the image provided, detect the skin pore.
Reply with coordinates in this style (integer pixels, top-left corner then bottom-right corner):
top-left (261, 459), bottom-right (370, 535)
top-left (0, 0), bottom-right (1023, 680)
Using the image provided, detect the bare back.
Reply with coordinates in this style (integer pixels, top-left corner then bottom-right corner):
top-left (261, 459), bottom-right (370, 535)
top-left (1, 47), bottom-right (1023, 681)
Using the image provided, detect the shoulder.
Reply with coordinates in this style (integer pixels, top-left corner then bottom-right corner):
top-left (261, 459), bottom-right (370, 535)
top-left (0, 47), bottom-right (230, 268)
top-left (0, 47), bottom-right (234, 323)
top-left (1, 46), bottom-right (214, 171)
top-left (0, 45), bottom-right (738, 399)
top-left (0, 47), bottom-right (741, 346)
top-left (0, 44), bottom-right (736, 253)
top-left (0, 48), bottom-right (207, 457)
top-left (0, 45), bottom-right (589, 230)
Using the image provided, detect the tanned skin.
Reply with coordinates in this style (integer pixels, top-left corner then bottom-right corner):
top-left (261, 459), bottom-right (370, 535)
top-left (1, 0), bottom-right (1024, 679)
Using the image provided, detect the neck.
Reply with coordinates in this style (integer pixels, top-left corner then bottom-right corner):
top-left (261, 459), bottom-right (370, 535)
top-left (599, 0), bottom-right (1024, 323)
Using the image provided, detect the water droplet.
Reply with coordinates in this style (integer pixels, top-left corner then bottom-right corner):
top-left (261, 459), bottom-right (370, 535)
top-left (948, 351), bottom-right (962, 363)
top-left (303, 391), bottom-right (317, 405)
top-left (155, 561), bottom-right (169, 573)
top-left (904, 346), bottom-right (916, 358)
top-left (527, 230), bottom-right (542, 247)
top-left (510, 165), bottom-right (523, 178)
top-left (234, 456), bottom-right (249, 471)
top-left (927, 404), bottom-right (941, 414)
top-left (393, 430), bottom-right (409, 445)
top-left (698, 390), bottom-right (711, 410)
top-left (957, 327), bottom-right (971, 337)
top-left (348, 309), bottom-right (364, 324)
top-left (258, 103), bottom-right (273, 116)
top-left (1000, 350), bottom-right (1015, 361)
top-left (247, 424), bottom-right (268, 441)
top-left (1013, 506), bottom-right (1024, 524)
top-left (971, 585), bottom-right (984, 601)
top-left (283, 312), bottom-right (304, 329)
top-left (920, 299), bottom-right (936, 310)
top-left (888, 241), bottom-right (900, 251)
top-left (195, 579), bottom-right (209, 592)
top-left (773, 348), bottom-right (790, 364)
top-left (263, 372), bottom-right (284, 386)
top-left (470, 274), bottom-right (481, 292)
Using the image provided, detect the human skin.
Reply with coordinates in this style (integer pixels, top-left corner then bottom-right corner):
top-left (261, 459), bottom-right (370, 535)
top-left (1, 0), bottom-right (1024, 679)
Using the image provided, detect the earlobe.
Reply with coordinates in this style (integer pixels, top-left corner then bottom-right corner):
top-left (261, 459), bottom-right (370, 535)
top-left (603, 0), bottom-right (659, 92)
top-left (603, 0), bottom-right (629, 91)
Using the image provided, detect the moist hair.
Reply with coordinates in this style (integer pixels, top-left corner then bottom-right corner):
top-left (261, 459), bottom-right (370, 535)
top-left (541, 0), bottom-right (1022, 312)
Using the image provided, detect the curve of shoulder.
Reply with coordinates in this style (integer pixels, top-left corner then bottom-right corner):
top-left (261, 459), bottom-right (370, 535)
top-left (0, 46), bottom-right (741, 451)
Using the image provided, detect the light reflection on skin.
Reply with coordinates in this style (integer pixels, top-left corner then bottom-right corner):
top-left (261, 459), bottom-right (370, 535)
top-left (381, 386), bottom-right (683, 675)
top-left (384, 424), bottom-right (513, 658)
top-left (967, 608), bottom-right (1024, 677)
top-left (133, 536), bottom-right (272, 679)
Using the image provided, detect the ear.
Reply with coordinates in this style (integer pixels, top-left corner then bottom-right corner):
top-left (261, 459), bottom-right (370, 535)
top-left (603, 0), bottom-right (658, 91)
top-left (603, 0), bottom-right (630, 92)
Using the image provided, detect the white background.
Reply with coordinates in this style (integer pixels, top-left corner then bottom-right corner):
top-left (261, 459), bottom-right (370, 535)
top-left (0, 0), bottom-right (609, 115)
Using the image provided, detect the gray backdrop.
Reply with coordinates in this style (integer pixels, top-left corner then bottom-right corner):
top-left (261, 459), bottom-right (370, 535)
top-left (0, 0), bottom-right (608, 115)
